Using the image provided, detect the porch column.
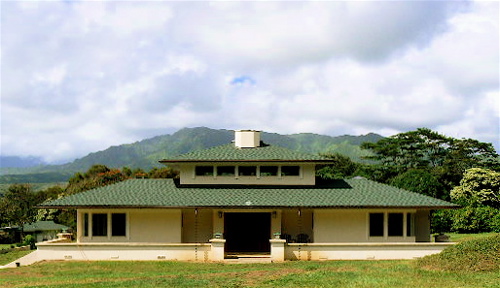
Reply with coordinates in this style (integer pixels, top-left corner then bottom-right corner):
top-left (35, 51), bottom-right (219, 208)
top-left (269, 239), bottom-right (286, 262)
top-left (209, 239), bottom-right (226, 261)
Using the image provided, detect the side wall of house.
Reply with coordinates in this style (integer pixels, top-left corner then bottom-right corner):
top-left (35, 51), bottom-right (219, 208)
top-left (313, 209), bottom-right (425, 243)
top-left (415, 210), bottom-right (431, 242)
top-left (314, 210), bottom-right (367, 242)
top-left (77, 209), bottom-right (182, 243)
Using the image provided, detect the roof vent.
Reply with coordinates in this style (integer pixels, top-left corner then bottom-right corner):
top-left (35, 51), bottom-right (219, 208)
top-left (234, 130), bottom-right (261, 148)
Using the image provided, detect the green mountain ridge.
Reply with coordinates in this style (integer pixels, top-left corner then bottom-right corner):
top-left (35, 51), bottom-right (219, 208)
top-left (0, 127), bottom-right (383, 183)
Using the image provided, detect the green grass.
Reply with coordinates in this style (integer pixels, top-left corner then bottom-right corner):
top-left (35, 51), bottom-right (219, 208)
top-left (0, 260), bottom-right (499, 288)
top-left (1, 233), bottom-right (499, 287)
top-left (446, 232), bottom-right (498, 242)
top-left (418, 234), bottom-right (500, 272)
top-left (0, 250), bottom-right (33, 266)
top-left (0, 244), bottom-right (15, 250)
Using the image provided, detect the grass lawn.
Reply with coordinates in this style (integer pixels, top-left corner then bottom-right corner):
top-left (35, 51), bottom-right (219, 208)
top-left (0, 250), bottom-right (33, 266)
top-left (446, 232), bottom-right (498, 242)
top-left (0, 244), bottom-right (14, 250)
top-left (1, 260), bottom-right (499, 288)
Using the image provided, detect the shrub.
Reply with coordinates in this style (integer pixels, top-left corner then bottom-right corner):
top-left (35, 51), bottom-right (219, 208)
top-left (22, 235), bottom-right (36, 249)
top-left (432, 207), bottom-right (500, 234)
top-left (431, 209), bottom-right (453, 233)
top-left (417, 234), bottom-right (500, 271)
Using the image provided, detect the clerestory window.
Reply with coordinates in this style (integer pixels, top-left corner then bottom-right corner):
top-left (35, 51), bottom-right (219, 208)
top-left (260, 166), bottom-right (278, 176)
top-left (281, 166), bottom-right (300, 176)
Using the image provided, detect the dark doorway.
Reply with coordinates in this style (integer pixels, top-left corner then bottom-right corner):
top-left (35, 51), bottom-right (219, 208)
top-left (224, 213), bottom-right (271, 253)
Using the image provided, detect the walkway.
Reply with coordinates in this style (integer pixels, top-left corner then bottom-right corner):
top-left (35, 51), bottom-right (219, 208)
top-left (0, 251), bottom-right (40, 269)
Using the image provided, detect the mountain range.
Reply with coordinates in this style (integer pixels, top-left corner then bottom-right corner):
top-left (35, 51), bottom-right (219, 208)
top-left (0, 127), bottom-right (383, 183)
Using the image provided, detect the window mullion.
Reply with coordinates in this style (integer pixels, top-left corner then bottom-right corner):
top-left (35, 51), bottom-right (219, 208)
top-left (89, 212), bottom-right (93, 239)
top-left (384, 212), bottom-right (388, 239)
top-left (108, 213), bottom-right (112, 240)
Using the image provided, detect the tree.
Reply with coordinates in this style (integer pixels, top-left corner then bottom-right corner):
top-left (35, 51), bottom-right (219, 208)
top-left (450, 168), bottom-right (500, 208)
top-left (148, 167), bottom-right (179, 179)
top-left (65, 165), bottom-right (128, 195)
top-left (1, 184), bottom-right (37, 229)
top-left (316, 153), bottom-right (359, 179)
top-left (361, 128), bottom-right (499, 191)
top-left (390, 169), bottom-right (446, 199)
top-left (361, 128), bottom-right (450, 171)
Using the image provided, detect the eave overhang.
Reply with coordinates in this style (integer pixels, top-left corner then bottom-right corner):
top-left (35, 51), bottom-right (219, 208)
top-left (37, 204), bottom-right (460, 210)
top-left (159, 159), bottom-right (335, 164)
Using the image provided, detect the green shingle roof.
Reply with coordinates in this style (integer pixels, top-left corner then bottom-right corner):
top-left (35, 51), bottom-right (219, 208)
top-left (23, 221), bottom-right (69, 232)
top-left (40, 178), bottom-right (458, 209)
top-left (160, 143), bottom-right (331, 163)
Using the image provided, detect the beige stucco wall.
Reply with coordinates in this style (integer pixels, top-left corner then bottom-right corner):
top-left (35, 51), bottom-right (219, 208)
top-left (285, 242), bottom-right (453, 260)
top-left (182, 209), bottom-right (214, 243)
top-left (178, 163), bottom-right (316, 185)
top-left (77, 209), bottom-right (182, 243)
top-left (415, 210), bottom-right (431, 242)
top-left (314, 210), bottom-right (367, 242)
top-left (37, 242), bottom-right (213, 262)
top-left (313, 209), bottom-right (421, 243)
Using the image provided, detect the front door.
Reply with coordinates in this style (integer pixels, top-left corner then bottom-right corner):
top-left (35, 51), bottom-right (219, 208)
top-left (224, 213), bottom-right (271, 253)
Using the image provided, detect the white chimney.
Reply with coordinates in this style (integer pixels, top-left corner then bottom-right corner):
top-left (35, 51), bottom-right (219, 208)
top-left (234, 130), bottom-right (261, 148)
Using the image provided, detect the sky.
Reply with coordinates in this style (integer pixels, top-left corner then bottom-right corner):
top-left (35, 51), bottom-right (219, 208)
top-left (1, 0), bottom-right (499, 164)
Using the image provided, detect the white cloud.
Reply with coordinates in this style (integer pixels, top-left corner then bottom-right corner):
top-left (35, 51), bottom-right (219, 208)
top-left (0, 0), bottom-right (498, 164)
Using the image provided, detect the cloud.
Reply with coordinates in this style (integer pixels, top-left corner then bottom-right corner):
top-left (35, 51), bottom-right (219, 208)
top-left (1, 0), bottom-right (498, 163)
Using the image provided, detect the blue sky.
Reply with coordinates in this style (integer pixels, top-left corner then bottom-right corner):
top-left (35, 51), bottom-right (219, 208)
top-left (1, 0), bottom-right (498, 163)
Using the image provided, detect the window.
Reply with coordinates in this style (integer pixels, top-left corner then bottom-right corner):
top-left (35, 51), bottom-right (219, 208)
top-left (260, 166), bottom-right (278, 176)
top-left (369, 213), bottom-right (384, 237)
top-left (83, 213), bottom-right (89, 237)
top-left (217, 166), bottom-right (235, 176)
top-left (281, 166), bottom-right (300, 176)
top-left (239, 166), bottom-right (257, 176)
top-left (195, 166), bottom-right (213, 176)
top-left (112, 213), bottom-right (127, 236)
top-left (388, 213), bottom-right (404, 236)
top-left (92, 213), bottom-right (108, 237)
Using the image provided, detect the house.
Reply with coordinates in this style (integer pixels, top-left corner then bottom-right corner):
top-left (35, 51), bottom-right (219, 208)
top-left (37, 130), bottom-right (457, 262)
top-left (22, 221), bottom-right (70, 243)
top-left (0, 221), bottom-right (69, 244)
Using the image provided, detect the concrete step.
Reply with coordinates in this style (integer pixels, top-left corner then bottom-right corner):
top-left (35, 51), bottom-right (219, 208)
top-left (224, 253), bottom-right (272, 263)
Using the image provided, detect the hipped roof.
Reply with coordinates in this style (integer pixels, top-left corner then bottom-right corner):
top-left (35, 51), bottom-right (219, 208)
top-left (159, 143), bottom-right (333, 163)
top-left (39, 178), bottom-right (458, 209)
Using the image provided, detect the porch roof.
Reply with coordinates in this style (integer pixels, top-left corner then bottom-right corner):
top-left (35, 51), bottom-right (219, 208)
top-left (39, 178), bottom-right (458, 209)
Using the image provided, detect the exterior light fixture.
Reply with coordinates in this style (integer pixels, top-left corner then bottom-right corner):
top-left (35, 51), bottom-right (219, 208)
top-left (218, 211), bottom-right (223, 218)
top-left (298, 209), bottom-right (302, 217)
top-left (194, 208), bottom-right (198, 216)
